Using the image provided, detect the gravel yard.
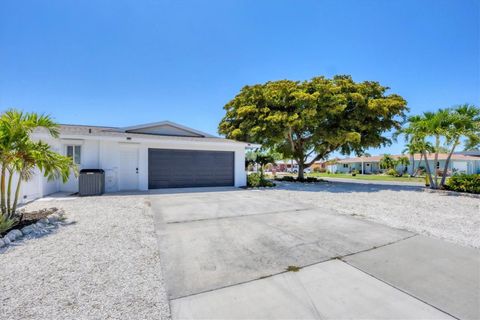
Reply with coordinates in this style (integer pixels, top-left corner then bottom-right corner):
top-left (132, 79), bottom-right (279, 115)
top-left (267, 181), bottom-right (480, 248)
top-left (0, 195), bottom-right (170, 320)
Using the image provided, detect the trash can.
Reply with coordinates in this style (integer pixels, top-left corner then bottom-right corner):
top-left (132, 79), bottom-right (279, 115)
top-left (79, 169), bottom-right (105, 196)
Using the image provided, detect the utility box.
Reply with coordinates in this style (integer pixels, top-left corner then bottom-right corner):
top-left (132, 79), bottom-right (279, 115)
top-left (79, 169), bottom-right (105, 196)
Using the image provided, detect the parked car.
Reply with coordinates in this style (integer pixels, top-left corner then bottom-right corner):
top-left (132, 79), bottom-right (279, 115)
top-left (287, 165), bottom-right (311, 174)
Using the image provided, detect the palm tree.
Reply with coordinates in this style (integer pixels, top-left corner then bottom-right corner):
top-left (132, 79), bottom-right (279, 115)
top-left (439, 104), bottom-right (480, 187)
top-left (400, 115), bottom-right (437, 188)
top-left (0, 110), bottom-right (76, 220)
top-left (422, 109), bottom-right (452, 187)
top-left (379, 154), bottom-right (395, 171)
top-left (402, 142), bottom-right (420, 176)
top-left (402, 140), bottom-right (434, 176)
top-left (395, 156), bottom-right (410, 174)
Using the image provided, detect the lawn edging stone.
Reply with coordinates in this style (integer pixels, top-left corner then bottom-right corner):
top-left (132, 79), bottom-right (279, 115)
top-left (0, 209), bottom-right (67, 251)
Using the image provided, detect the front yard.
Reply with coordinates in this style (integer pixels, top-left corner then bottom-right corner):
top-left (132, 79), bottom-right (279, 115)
top-left (0, 195), bottom-right (170, 320)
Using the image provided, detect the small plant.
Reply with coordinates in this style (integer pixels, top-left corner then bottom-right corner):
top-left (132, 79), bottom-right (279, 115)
top-left (351, 169), bottom-right (358, 176)
top-left (286, 265), bottom-right (301, 272)
top-left (0, 214), bottom-right (16, 235)
top-left (444, 174), bottom-right (479, 194)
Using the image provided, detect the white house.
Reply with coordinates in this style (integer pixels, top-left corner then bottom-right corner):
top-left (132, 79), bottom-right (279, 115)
top-left (329, 153), bottom-right (480, 175)
top-left (20, 121), bottom-right (250, 203)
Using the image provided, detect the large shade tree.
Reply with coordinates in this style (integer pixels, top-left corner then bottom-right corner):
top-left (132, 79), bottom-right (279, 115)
top-left (219, 75), bottom-right (408, 179)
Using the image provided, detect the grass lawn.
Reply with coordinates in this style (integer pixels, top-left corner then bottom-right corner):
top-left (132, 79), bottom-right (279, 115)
top-left (305, 172), bottom-right (425, 183)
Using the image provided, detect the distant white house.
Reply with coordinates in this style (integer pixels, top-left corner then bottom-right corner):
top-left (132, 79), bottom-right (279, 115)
top-left (327, 153), bottom-right (480, 175)
top-left (19, 121), bottom-right (251, 203)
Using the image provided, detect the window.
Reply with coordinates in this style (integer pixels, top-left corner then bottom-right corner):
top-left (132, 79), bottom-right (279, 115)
top-left (343, 164), bottom-right (348, 168)
top-left (66, 145), bottom-right (81, 165)
top-left (436, 161), bottom-right (440, 169)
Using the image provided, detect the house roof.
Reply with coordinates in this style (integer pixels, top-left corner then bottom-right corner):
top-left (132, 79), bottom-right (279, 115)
top-left (34, 122), bottom-right (253, 146)
top-left (119, 121), bottom-right (217, 138)
top-left (337, 153), bottom-right (480, 164)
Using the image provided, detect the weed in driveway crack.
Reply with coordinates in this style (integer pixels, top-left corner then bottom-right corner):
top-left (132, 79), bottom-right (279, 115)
top-left (286, 265), bottom-right (301, 272)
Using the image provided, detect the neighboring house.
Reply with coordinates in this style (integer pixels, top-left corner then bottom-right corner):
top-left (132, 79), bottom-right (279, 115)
top-left (20, 121), bottom-right (251, 203)
top-left (329, 153), bottom-right (480, 175)
top-left (273, 160), bottom-right (297, 172)
top-left (312, 158), bottom-right (339, 171)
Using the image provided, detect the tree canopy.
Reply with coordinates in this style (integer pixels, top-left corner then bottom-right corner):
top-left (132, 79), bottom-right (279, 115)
top-left (219, 75), bottom-right (408, 178)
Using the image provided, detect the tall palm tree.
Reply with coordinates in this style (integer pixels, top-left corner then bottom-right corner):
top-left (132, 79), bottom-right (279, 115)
top-left (422, 109), bottom-right (452, 187)
top-left (0, 110), bottom-right (76, 219)
top-left (400, 115), bottom-right (437, 188)
top-left (439, 104), bottom-right (480, 187)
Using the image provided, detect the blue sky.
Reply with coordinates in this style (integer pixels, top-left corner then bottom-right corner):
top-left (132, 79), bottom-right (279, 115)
top-left (1, 0), bottom-right (478, 156)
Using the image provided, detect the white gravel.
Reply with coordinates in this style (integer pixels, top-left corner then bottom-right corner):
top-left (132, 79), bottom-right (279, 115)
top-left (0, 195), bottom-right (170, 320)
top-left (270, 181), bottom-right (480, 248)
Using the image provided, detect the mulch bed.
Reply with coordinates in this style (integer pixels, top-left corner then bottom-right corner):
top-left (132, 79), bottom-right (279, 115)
top-left (1, 208), bottom-right (58, 237)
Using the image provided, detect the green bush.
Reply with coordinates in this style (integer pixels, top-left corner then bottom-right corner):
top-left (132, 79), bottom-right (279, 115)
top-left (247, 173), bottom-right (275, 188)
top-left (351, 169), bottom-right (358, 176)
top-left (444, 174), bottom-right (480, 194)
top-left (386, 168), bottom-right (398, 176)
top-left (247, 173), bottom-right (261, 187)
top-left (313, 167), bottom-right (326, 173)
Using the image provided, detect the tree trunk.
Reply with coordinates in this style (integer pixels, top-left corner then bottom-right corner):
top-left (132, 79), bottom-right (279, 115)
top-left (433, 136), bottom-right (440, 188)
top-left (0, 165), bottom-right (6, 215)
top-left (6, 168), bottom-right (13, 215)
top-left (297, 161), bottom-right (305, 180)
top-left (423, 151), bottom-right (435, 189)
top-left (414, 153), bottom-right (423, 177)
top-left (440, 141), bottom-right (458, 188)
top-left (11, 171), bottom-right (23, 218)
top-left (410, 154), bottom-right (415, 176)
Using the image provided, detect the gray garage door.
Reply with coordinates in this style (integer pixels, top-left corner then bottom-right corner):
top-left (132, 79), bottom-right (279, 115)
top-left (148, 149), bottom-right (234, 189)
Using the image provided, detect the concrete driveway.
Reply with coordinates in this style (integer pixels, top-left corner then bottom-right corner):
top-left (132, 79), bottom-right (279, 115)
top-left (151, 188), bottom-right (479, 320)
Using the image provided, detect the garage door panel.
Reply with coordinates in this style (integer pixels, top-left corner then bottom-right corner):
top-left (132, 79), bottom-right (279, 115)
top-left (148, 149), bottom-right (234, 189)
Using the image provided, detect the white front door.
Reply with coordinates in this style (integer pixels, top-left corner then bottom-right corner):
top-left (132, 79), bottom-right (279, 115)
top-left (364, 163), bottom-right (372, 174)
top-left (119, 146), bottom-right (139, 190)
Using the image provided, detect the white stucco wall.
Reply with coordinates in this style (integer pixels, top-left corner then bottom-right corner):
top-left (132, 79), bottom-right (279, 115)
top-left (18, 133), bottom-right (247, 203)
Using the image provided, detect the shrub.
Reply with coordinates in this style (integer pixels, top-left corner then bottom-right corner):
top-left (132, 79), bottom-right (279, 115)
top-left (275, 176), bottom-right (320, 183)
top-left (386, 168), bottom-right (398, 176)
top-left (313, 167), bottom-right (326, 173)
top-left (351, 169), bottom-right (358, 176)
top-left (247, 173), bottom-right (275, 188)
top-left (247, 173), bottom-right (261, 187)
top-left (275, 176), bottom-right (296, 182)
top-left (444, 174), bottom-right (480, 194)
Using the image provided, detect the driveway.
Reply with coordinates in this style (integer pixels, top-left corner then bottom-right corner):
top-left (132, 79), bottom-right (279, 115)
top-left (151, 187), bottom-right (480, 320)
